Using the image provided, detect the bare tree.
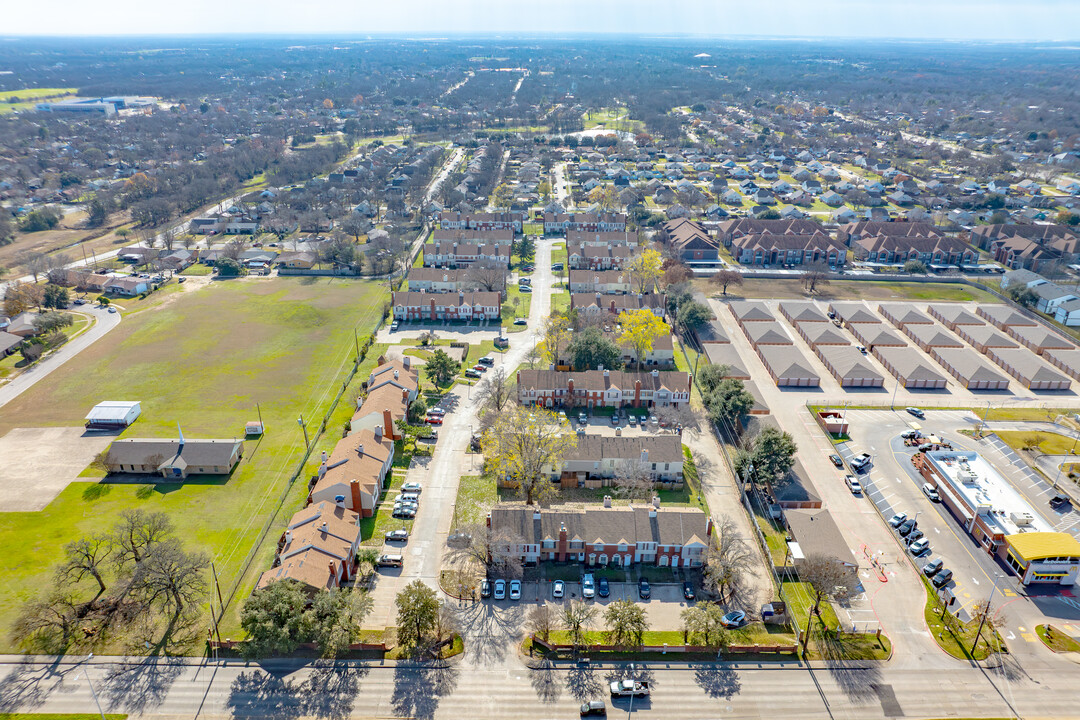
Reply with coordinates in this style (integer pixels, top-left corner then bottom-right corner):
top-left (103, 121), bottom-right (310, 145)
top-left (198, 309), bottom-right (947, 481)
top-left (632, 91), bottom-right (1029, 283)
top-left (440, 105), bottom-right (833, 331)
top-left (798, 553), bottom-right (856, 622)
top-left (133, 538), bottom-right (209, 636)
top-left (223, 238), bottom-right (247, 261)
top-left (527, 603), bottom-right (557, 643)
top-left (445, 522), bottom-right (525, 579)
top-left (112, 509), bottom-right (173, 571)
top-left (55, 536), bottom-right (111, 598)
top-left (801, 263), bottom-right (830, 295)
top-left (711, 269), bottom-right (744, 296)
top-left (703, 515), bottom-right (758, 606)
top-left (612, 458), bottom-right (655, 501)
top-left (474, 366), bottom-right (516, 431)
top-left (17, 250), bottom-right (49, 282)
top-left (465, 259), bottom-right (509, 293)
top-left (11, 589), bottom-right (82, 653)
top-left (562, 599), bottom-right (598, 655)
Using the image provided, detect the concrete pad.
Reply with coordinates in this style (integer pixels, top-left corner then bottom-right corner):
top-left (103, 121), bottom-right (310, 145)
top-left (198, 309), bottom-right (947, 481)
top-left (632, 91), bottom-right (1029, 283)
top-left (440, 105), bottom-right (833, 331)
top-left (0, 427), bottom-right (115, 511)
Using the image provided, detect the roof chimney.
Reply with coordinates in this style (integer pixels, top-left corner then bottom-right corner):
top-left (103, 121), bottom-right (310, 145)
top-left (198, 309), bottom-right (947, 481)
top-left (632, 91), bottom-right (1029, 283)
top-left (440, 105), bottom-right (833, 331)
top-left (403, 356), bottom-right (411, 370)
top-left (284, 529), bottom-right (292, 544)
top-left (318, 462), bottom-right (327, 479)
top-left (652, 496), bottom-right (661, 508)
top-left (603, 495), bottom-right (612, 508)
top-left (374, 425), bottom-right (383, 443)
top-left (533, 509), bottom-right (541, 520)
top-left (321, 450), bottom-right (329, 462)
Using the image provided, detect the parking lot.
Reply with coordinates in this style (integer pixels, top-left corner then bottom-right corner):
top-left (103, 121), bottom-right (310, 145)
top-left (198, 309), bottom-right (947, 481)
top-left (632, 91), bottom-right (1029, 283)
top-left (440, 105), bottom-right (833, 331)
top-left (835, 407), bottom-right (1080, 652)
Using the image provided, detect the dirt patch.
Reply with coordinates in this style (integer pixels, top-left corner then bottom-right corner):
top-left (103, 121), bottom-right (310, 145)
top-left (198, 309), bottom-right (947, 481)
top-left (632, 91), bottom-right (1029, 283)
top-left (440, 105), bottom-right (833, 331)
top-left (0, 427), bottom-right (116, 511)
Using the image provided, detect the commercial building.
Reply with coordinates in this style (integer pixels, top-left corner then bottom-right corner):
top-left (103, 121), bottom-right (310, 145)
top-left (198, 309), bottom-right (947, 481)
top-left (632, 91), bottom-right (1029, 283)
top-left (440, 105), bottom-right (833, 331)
top-left (914, 450), bottom-right (1080, 586)
top-left (84, 401), bottom-right (141, 430)
top-left (103, 437), bottom-right (243, 478)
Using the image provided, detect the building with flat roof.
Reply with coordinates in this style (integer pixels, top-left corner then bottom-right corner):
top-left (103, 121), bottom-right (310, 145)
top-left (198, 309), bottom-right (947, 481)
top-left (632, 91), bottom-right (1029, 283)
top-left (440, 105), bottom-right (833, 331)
top-left (914, 450), bottom-right (1080, 586)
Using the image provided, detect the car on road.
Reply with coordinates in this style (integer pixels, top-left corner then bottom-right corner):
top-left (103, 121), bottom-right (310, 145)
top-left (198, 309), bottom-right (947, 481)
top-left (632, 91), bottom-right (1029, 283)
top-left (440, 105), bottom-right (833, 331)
top-left (906, 407), bottom-right (925, 419)
top-left (509, 580), bottom-right (522, 601)
top-left (464, 368), bottom-right (482, 379)
top-left (425, 414), bottom-right (444, 425)
top-left (720, 610), bottom-right (746, 628)
top-left (385, 529), bottom-right (409, 542)
top-left (598, 577), bottom-right (610, 598)
top-left (108, 306), bottom-right (118, 313)
top-left (683, 582), bottom-right (695, 601)
top-left (390, 321), bottom-right (399, 331)
top-left (922, 483), bottom-right (941, 502)
top-left (428, 406), bottom-right (447, 416)
top-left (583, 573), bottom-right (596, 598)
top-left (931, 568), bottom-right (954, 588)
top-left (888, 512), bottom-right (908, 528)
top-left (402, 482), bottom-right (422, 493)
top-left (580, 700), bottom-right (607, 716)
top-left (480, 579), bottom-right (491, 598)
top-left (638, 578), bottom-right (651, 599)
top-left (514, 318), bottom-right (527, 326)
top-left (829, 454), bottom-right (844, 467)
top-left (898, 519), bottom-right (918, 537)
top-left (922, 558), bottom-right (944, 576)
top-left (845, 475), bottom-right (862, 494)
top-left (609, 680), bottom-right (650, 698)
top-left (553, 580), bottom-right (565, 599)
top-left (377, 554), bottom-right (403, 568)
top-left (519, 285), bottom-right (532, 293)
top-left (849, 453), bottom-right (872, 471)
top-left (493, 579), bottom-right (506, 600)
top-left (73, 297), bottom-right (86, 305)
top-left (908, 538), bottom-right (931, 556)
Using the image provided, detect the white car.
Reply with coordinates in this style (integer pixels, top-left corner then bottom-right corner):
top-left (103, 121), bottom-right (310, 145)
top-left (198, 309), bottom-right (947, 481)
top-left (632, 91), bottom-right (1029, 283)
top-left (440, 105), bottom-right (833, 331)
top-left (849, 453), bottom-right (872, 471)
top-left (493, 579), bottom-right (506, 600)
top-left (401, 482), bottom-right (423, 493)
top-left (509, 580), bottom-right (522, 601)
top-left (922, 483), bottom-right (941, 502)
top-left (582, 573), bottom-right (596, 599)
top-left (552, 580), bottom-right (564, 598)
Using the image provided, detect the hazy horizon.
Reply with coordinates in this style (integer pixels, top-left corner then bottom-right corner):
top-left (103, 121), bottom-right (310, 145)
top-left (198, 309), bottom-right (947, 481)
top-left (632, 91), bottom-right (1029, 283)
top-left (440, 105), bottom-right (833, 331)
top-left (4, 0), bottom-right (1080, 42)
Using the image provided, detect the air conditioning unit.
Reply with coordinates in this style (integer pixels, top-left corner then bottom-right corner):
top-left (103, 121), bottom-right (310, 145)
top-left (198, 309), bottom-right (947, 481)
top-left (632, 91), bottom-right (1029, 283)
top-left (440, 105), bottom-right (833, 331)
top-left (1010, 511), bottom-right (1035, 527)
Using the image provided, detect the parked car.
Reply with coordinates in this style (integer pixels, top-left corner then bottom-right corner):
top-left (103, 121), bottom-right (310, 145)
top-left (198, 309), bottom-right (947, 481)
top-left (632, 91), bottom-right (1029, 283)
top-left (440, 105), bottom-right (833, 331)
top-left (493, 579), bottom-right (506, 600)
top-left (1050, 494), bottom-right (1071, 509)
top-left (428, 406), bottom-right (447, 416)
top-left (849, 453), bottom-right (872, 471)
top-left (583, 573), bottom-right (596, 598)
top-left (627, 414), bottom-right (637, 427)
top-left (845, 475), bottom-right (862, 494)
top-left (901, 430), bottom-right (920, 440)
top-left (638, 578), bottom-right (651, 599)
top-left (579, 411), bottom-right (588, 424)
top-left (392, 506), bottom-right (416, 519)
top-left (401, 482), bottom-right (422, 493)
top-left (597, 577), bottom-right (610, 598)
top-left (720, 610), bottom-right (746, 628)
top-left (425, 414), bottom-right (444, 425)
top-left (922, 558), bottom-right (944, 576)
top-left (472, 364), bottom-right (487, 373)
top-left (888, 512), bottom-right (908, 528)
top-left (390, 321), bottom-right (399, 331)
top-left (908, 538), bottom-right (931, 556)
top-left (610, 414), bottom-right (620, 426)
top-left (898, 519), bottom-right (918, 537)
top-left (905, 528), bottom-right (925, 544)
top-left (553, 580), bottom-right (565, 599)
top-left (480, 579), bottom-right (491, 598)
top-left (922, 483), bottom-right (941, 502)
top-left (478, 355), bottom-right (495, 366)
top-left (385, 529), bottom-right (409, 542)
top-left (829, 454), bottom-right (844, 468)
top-left (580, 700), bottom-right (607, 716)
top-left (509, 580), bottom-right (522, 601)
top-left (520, 285), bottom-right (533, 293)
top-left (514, 318), bottom-right (527, 326)
top-left (377, 554), bottom-right (403, 568)
top-left (108, 306), bottom-right (118, 313)
top-left (931, 568), bottom-right (954, 588)
top-left (683, 582), bottom-right (695, 601)
top-left (906, 407), bottom-right (925, 419)
top-left (464, 369), bottom-right (482, 379)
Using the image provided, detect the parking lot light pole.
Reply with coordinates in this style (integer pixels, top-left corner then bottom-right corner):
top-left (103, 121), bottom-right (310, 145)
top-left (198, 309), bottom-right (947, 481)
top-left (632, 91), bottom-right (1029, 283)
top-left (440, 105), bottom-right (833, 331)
top-left (971, 573), bottom-right (1002, 655)
top-left (297, 415), bottom-right (309, 450)
top-left (82, 654), bottom-right (107, 720)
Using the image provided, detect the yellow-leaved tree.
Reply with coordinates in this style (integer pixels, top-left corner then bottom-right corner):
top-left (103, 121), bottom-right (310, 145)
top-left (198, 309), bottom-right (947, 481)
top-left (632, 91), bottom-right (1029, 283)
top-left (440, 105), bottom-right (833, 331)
top-left (628, 248), bottom-right (663, 293)
top-left (482, 405), bottom-right (576, 505)
top-left (617, 309), bottom-right (669, 370)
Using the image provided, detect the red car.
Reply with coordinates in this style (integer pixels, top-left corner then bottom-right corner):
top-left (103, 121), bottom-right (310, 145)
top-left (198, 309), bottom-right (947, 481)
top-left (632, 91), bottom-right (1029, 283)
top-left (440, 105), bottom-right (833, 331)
top-left (425, 415), bottom-right (444, 425)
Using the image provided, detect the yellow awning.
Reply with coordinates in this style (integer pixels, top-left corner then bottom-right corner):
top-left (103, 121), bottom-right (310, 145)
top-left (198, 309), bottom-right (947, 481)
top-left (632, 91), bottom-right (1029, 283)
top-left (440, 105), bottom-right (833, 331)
top-left (1005, 532), bottom-right (1080, 561)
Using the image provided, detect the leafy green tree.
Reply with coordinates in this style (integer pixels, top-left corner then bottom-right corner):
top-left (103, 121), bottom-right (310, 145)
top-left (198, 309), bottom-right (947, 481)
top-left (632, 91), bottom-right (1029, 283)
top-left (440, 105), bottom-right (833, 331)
top-left (395, 579), bottom-right (440, 649)
top-left (32, 311), bottom-right (73, 334)
top-left (516, 235), bottom-right (536, 263)
top-left (562, 599), bottom-right (597, 654)
top-left (681, 602), bottom-right (729, 648)
top-left (677, 300), bottom-right (712, 329)
top-left (1008, 285), bottom-right (1038, 309)
top-left (19, 208), bottom-right (61, 232)
top-left (425, 348), bottom-right (459, 387)
top-left (903, 259), bottom-right (928, 274)
top-left (240, 579), bottom-right (310, 659)
top-left (757, 208), bottom-right (781, 220)
top-left (704, 377), bottom-right (755, 426)
top-left (43, 285), bottom-right (70, 309)
top-left (568, 326), bottom-right (623, 371)
top-left (735, 426), bottom-right (797, 485)
top-left (303, 588), bottom-right (374, 658)
top-left (604, 599), bottom-right (648, 649)
top-left (407, 398), bottom-right (428, 424)
top-left (217, 257), bottom-right (243, 277)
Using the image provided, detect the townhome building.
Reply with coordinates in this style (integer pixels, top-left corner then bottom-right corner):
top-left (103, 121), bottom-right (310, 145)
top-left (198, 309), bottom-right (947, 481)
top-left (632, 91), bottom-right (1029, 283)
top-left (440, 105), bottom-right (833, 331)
top-left (570, 292), bottom-right (667, 318)
top-left (308, 427), bottom-right (395, 517)
top-left (255, 501), bottom-right (364, 593)
top-left (835, 221), bottom-right (943, 246)
top-left (435, 210), bottom-right (524, 232)
top-left (488, 504), bottom-right (711, 568)
top-left (567, 243), bottom-right (633, 270)
top-left (566, 230), bottom-right (635, 247)
top-left (852, 235), bottom-right (979, 266)
top-left (391, 290), bottom-right (501, 321)
top-left (422, 240), bottom-right (512, 268)
top-left (568, 270), bottom-right (632, 294)
top-left (516, 368), bottom-right (691, 409)
top-left (730, 231), bottom-right (846, 267)
top-left (408, 267), bottom-right (507, 295)
top-left (716, 218), bottom-right (822, 246)
top-left (544, 212), bottom-right (627, 235)
top-left (544, 435), bottom-right (686, 487)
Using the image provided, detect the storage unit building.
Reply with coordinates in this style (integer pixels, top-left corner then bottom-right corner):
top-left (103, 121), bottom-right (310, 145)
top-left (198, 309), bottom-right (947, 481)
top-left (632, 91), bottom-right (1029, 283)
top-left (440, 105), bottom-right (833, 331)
top-left (985, 347), bottom-right (1072, 391)
top-left (1041, 347), bottom-right (1080, 381)
top-left (728, 300), bottom-right (775, 324)
top-left (902, 323), bottom-right (965, 352)
top-left (828, 302), bottom-right (880, 326)
top-left (929, 347), bottom-right (1011, 390)
top-left (849, 323), bottom-right (907, 350)
top-left (814, 344), bottom-right (885, 388)
top-left (779, 301), bottom-right (829, 325)
top-left (703, 343), bottom-right (751, 380)
top-left (1005, 324), bottom-right (1076, 356)
top-left (878, 303), bottom-right (934, 328)
top-left (929, 306), bottom-right (985, 332)
top-left (743, 321), bottom-right (793, 347)
top-left (873, 346), bottom-right (949, 389)
top-left (976, 305), bottom-right (1039, 331)
top-left (955, 324), bottom-right (1020, 354)
top-left (797, 322), bottom-right (851, 348)
top-left (756, 344), bottom-right (821, 387)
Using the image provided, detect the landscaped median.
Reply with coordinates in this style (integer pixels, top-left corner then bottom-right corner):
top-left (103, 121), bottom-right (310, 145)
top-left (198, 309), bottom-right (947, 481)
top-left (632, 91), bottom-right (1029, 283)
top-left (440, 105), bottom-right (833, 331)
top-left (1036, 624), bottom-right (1080, 653)
top-left (523, 627), bottom-right (798, 662)
top-left (921, 576), bottom-right (1005, 661)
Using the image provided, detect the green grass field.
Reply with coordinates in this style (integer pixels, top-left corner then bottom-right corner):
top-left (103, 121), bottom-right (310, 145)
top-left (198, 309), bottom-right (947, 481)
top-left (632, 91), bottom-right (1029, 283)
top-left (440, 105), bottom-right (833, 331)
top-left (0, 88), bottom-right (79, 114)
top-left (0, 277), bottom-right (389, 649)
top-left (502, 285), bottom-right (533, 331)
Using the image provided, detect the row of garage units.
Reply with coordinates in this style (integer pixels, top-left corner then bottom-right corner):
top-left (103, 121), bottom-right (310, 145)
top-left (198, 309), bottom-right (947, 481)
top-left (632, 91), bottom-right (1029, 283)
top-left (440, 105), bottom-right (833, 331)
top-left (849, 322), bottom-right (906, 350)
top-left (985, 347), bottom-right (1073, 391)
top-left (929, 346), bottom-right (1012, 390)
top-left (814, 344), bottom-right (884, 388)
top-left (872, 346), bottom-right (949, 389)
top-left (755, 344), bottom-right (821, 387)
top-left (955, 323), bottom-right (1019, 354)
top-left (1042, 347), bottom-right (1080, 381)
top-left (929, 305), bottom-right (984, 332)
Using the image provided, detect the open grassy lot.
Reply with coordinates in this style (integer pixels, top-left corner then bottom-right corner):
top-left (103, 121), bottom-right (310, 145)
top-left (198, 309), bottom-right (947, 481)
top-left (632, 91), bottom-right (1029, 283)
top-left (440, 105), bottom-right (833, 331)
top-left (501, 285), bottom-right (533, 330)
top-left (0, 88), bottom-right (78, 114)
top-left (0, 276), bottom-right (389, 649)
top-left (0, 210), bottom-right (134, 273)
top-left (698, 278), bottom-right (1002, 304)
top-left (995, 430), bottom-right (1079, 457)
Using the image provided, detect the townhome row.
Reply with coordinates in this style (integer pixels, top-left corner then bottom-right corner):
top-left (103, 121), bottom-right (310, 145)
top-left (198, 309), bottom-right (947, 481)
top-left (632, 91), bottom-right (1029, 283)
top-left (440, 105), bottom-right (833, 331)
top-left (516, 368), bottom-right (691, 409)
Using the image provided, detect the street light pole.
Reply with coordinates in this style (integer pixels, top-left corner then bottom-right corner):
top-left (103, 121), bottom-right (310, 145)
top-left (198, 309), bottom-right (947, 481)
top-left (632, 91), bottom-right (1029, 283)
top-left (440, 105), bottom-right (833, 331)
top-left (971, 574), bottom-right (1001, 655)
top-left (297, 415), bottom-right (309, 449)
top-left (82, 655), bottom-right (107, 720)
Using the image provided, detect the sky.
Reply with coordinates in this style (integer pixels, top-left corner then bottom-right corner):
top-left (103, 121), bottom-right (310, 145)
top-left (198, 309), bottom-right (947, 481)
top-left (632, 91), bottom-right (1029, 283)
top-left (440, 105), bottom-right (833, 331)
top-left (4, 0), bottom-right (1080, 40)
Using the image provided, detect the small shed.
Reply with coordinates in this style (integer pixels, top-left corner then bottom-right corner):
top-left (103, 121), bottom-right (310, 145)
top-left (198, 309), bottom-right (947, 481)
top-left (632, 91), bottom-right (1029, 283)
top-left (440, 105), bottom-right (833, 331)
top-left (757, 344), bottom-right (821, 387)
top-left (85, 401), bottom-right (142, 430)
top-left (815, 345), bottom-right (885, 388)
top-left (872, 346), bottom-right (948, 389)
top-left (929, 347), bottom-right (1011, 390)
top-left (976, 305), bottom-right (1038, 330)
top-left (985, 347), bottom-right (1072, 391)
top-left (245, 421), bottom-right (265, 436)
top-left (928, 306), bottom-right (985, 331)
top-left (956, 324), bottom-right (1019, 354)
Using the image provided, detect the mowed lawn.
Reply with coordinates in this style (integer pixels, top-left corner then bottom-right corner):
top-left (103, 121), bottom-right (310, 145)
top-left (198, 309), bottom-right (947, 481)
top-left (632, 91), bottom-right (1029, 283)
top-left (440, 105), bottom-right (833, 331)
top-left (0, 277), bottom-right (388, 649)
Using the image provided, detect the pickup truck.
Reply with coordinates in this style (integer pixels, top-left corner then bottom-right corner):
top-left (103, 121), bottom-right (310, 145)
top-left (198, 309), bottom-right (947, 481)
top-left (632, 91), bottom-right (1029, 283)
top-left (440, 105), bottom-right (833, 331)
top-left (609, 679), bottom-right (651, 698)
